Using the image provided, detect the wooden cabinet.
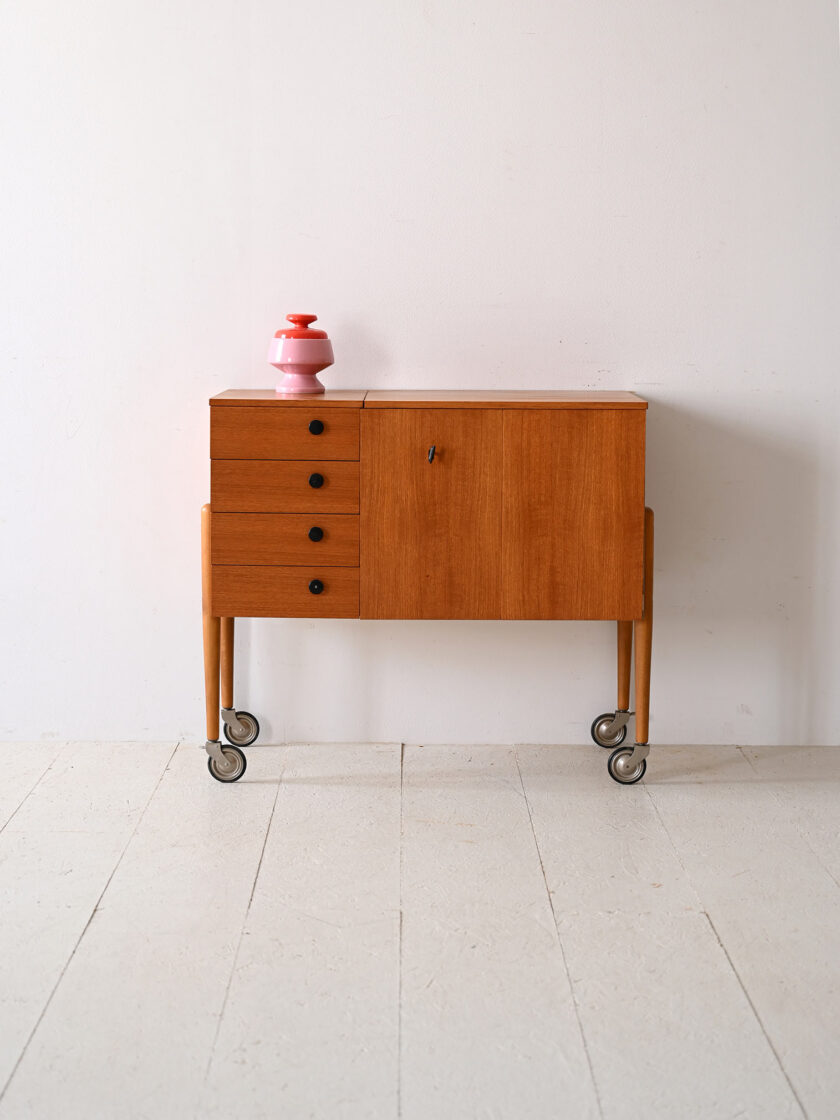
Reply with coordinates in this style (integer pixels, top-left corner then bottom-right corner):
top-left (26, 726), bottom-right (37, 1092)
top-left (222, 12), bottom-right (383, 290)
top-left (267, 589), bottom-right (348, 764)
top-left (202, 389), bottom-right (654, 786)
top-left (207, 392), bottom-right (646, 622)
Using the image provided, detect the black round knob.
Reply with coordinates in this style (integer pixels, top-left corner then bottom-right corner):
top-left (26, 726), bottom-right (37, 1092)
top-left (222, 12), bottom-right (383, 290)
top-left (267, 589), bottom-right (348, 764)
top-left (308, 526), bottom-right (324, 542)
top-left (309, 579), bottom-right (324, 595)
top-left (309, 419), bottom-right (324, 435)
top-left (308, 472), bottom-right (324, 489)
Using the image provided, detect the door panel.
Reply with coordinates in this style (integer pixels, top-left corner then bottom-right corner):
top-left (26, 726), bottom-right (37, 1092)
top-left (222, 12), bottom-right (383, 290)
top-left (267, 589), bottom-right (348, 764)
top-left (502, 410), bottom-right (645, 619)
top-left (361, 410), bottom-right (503, 619)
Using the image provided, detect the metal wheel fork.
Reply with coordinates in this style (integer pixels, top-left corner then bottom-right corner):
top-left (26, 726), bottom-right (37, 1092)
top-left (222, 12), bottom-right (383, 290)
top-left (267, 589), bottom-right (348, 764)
top-left (221, 708), bottom-right (248, 739)
top-left (601, 710), bottom-right (632, 739)
top-left (624, 742), bottom-right (650, 768)
top-left (205, 739), bottom-right (226, 765)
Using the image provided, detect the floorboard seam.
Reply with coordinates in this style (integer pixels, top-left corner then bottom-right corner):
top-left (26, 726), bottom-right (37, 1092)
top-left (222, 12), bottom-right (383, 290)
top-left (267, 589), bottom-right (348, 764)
top-left (736, 745), bottom-right (840, 892)
top-left (0, 739), bottom-right (180, 1105)
top-left (0, 744), bottom-right (64, 836)
top-left (702, 911), bottom-right (808, 1119)
top-left (644, 779), bottom-right (808, 1119)
top-left (642, 782), bottom-right (706, 910)
top-left (514, 746), bottom-right (604, 1120)
top-left (204, 774), bottom-right (283, 1085)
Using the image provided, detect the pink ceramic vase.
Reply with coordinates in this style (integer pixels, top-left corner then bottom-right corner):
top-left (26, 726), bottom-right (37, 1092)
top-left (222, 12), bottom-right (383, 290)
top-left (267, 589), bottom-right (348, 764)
top-left (268, 314), bottom-right (334, 396)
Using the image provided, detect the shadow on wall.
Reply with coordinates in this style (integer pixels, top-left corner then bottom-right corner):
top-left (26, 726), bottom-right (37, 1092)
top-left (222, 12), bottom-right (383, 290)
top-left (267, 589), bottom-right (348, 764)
top-left (240, 614), bottom-right (613, 747)
top-left (229, 398), bottom-right (830, 748)
top-left (647, 399), bottom-right (828, 745)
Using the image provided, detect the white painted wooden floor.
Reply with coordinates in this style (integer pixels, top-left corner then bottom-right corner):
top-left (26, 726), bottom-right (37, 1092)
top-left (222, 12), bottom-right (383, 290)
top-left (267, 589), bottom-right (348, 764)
top-left (0, 742), bottom-right (838, 1119)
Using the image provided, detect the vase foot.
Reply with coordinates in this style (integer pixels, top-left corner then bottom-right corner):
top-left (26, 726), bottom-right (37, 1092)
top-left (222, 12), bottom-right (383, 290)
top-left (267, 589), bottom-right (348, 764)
top-left (274, 374), bottom-right (326, 396)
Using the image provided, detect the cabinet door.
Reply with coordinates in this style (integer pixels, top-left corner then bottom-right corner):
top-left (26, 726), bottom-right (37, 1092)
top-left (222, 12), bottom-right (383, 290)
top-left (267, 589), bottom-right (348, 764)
top-left (361, 409), bottom-right (503, 619)
top-left (502, 410), bottom-right (645, 620)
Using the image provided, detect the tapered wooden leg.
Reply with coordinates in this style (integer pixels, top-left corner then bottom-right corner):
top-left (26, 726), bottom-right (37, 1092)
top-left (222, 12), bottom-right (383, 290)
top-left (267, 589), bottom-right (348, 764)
top-left (220, 617), bottom-right (234, 711)
top-left (633, 508), bottom-right (654, 744)
top-left (201, 504), bottom-right (220, 742)
top-left (617, 621), bottom-right (632, 711)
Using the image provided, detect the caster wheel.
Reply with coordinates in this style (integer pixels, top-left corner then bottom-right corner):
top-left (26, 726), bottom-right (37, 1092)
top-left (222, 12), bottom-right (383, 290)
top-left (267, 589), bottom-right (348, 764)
top-left (207, 745), bottom-right (247, 783)
top-left (223, 711), bottom-right (260, 747)
top-left (591, 712), bottom-right (627, 748)
top-left (607, 746), bottom-right (646, 785)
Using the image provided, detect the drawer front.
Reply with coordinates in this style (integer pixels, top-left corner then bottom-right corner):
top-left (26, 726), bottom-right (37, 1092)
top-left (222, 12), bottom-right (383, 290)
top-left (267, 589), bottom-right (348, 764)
top-left (211, 407), bottom-right (359, 460)
top-left (211, 565), bottom-right (360, 618)
top-left (212, 460), bottom-right (360, 513)
top-left (211, 513), bottom-right (359, 566)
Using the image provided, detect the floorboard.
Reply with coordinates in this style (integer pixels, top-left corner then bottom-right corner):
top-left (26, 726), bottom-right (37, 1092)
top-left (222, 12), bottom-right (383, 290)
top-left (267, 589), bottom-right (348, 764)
top-left (399, 745), bottom-right (599, 1120)
top-left (741, 744), bottom-right (840, 886)
top-left (0, 742), bottom-right (275, 1120)
top-left (202, 743), bottom-right (401, 1120)
top-left (0, 741), bottom-right (837, 1119)
top-left (517, 744), bottom-right (800, 1119)
top-left (0, 742), bottom-right (63, 832)
top-left (0, 742), bottom-right (175, 1101)
top-left (649, 745), bottom-right (840, 1119)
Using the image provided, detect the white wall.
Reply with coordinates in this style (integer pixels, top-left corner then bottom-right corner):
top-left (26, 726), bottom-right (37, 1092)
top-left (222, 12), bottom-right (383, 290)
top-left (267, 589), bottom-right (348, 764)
top-left (2, 1), bottom-right (838, 746)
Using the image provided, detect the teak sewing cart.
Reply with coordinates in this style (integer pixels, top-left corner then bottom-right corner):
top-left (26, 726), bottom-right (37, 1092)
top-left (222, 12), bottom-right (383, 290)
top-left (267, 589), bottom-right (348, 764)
top-left (201, 390), bottom-right (653, 785)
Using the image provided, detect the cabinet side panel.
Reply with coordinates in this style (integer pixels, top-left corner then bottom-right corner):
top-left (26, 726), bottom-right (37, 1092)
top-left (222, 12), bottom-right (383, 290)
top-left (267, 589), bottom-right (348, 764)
top-left (361, 409), bottom-right (503, 619)
top-left (502, 411), bottom-right (645, 620)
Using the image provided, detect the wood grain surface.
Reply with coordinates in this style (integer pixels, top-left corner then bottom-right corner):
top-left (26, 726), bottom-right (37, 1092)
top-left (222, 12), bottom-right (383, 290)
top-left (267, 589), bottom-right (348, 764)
top-left (364, 390), bottom-right (647, 409)
top-left (501, 410), bottom-right (645, 619)
top-left (634, 508), bottom-right (654, 741)
top-left (361, 409), bottom-right (503, 619)
top-left (211, 407), bottom-right (359, 460)
top-left (211, 513), bottom-right (359, 566)
top-left (617, 620), bottom-right (633, 710)
top-left (200, 503), bottom-right (220, 741)
top-left (211, 460), bottom-right (359, 514)
top-left (211, 390), bottom-right (367, 406)
top-left (211, 565), bottom-right (360, 618)
top-left (220, 617), bottom-right (234, 711)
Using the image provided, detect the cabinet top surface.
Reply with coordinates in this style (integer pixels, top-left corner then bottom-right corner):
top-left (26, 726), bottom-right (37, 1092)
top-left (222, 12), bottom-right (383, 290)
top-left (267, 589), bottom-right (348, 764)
top-left (363, 390), bottom-right (647, 408)
top-left (211, 389), bottom-right (647, 409)
top-left (211, 390), bottom-right (367, 407)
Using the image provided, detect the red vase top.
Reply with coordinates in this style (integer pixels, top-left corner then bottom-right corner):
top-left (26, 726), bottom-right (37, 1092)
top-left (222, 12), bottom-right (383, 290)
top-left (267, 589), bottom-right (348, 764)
top-left (274, 314), bottom-right (329, 339)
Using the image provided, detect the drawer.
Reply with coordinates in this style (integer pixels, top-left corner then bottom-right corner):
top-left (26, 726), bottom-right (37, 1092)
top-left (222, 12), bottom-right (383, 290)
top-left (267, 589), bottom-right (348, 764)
top-left (211, 565), bottom-right (360, 618)
top-left (211, 407), bottom-right (359, 460)
top-left (211, 460), bottom-right (360, 513)
top-left (211, 513), bottom-right (359, 566)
